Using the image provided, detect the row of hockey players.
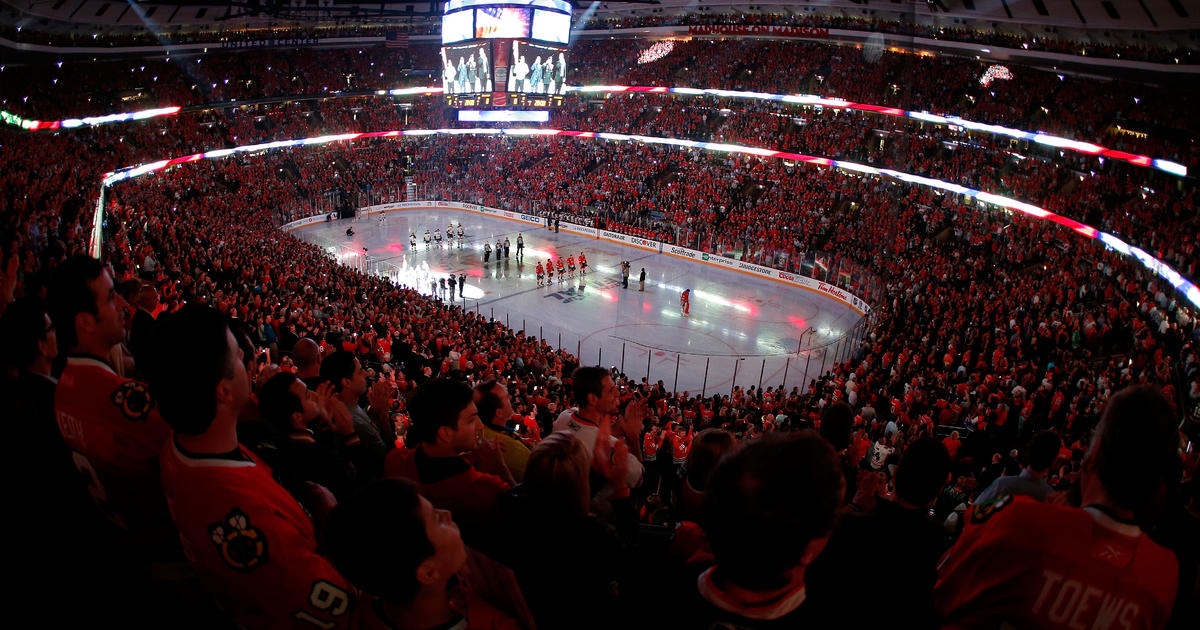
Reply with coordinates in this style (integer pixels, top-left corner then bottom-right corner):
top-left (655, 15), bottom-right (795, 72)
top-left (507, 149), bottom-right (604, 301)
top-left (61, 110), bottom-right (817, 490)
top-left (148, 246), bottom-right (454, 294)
top-left (535, 253), bottom-right (587, 286)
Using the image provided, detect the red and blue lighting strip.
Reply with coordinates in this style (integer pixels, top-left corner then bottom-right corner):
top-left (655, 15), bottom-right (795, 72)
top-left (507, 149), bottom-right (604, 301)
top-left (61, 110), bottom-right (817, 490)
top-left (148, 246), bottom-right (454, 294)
top-left (4, 83), bottom-right (1184, 177)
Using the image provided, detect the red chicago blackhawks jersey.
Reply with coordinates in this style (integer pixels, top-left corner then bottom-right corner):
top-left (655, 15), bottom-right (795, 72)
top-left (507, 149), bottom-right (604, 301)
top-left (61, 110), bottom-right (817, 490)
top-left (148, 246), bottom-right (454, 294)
top-left (935, 496), bottom-right (1177, 630)
top-left (643, 432), bottom-right (659, 462)
top-left (55, 355), bottom-right (173, 537)
top-left (161, 440), bottom-right (361, 630)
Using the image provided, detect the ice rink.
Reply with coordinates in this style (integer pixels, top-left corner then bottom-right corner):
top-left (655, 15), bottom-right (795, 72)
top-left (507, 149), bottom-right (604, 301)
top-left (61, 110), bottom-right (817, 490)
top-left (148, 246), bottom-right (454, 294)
top-left (293, 209), bottom-right (867, 394)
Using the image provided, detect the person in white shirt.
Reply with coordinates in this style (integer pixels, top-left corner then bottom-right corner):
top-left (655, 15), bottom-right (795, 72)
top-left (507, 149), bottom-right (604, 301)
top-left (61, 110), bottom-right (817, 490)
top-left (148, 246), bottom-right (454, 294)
top-left (553, 366), bottom-right (645, 489)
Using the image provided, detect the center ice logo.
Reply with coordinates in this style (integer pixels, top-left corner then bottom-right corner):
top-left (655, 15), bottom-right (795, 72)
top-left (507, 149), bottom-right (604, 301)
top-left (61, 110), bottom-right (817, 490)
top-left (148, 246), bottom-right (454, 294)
top-left (544, 276), bottom-right (621, 303)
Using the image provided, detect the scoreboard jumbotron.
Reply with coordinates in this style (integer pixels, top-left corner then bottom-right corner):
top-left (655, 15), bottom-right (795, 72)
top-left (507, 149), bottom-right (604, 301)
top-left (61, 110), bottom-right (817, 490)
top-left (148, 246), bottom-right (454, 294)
top-left (441, 0), bottom-right (571, 108)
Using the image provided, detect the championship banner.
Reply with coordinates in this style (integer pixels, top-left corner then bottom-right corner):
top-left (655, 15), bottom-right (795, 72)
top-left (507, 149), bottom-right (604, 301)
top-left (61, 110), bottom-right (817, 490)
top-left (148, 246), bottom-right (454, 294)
top-left (687, 25), bottom-right (829, 38)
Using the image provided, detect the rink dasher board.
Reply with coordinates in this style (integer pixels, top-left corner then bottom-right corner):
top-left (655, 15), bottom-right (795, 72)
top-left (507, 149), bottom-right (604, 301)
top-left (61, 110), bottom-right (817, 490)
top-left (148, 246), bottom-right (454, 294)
top-left (281, 201), bottom-right (872, 316)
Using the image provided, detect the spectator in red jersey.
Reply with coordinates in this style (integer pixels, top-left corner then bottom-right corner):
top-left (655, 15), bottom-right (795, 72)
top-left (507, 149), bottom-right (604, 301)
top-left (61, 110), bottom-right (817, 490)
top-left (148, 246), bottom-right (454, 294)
top-left (327, 478), bottom-right (522, 630)
top-left (942, 429), bottom-right (963, 460)
top-left (935, 385), bottom-right (1181, 630)
top-left (47, 255), bottom-right (177, 552)
top-left (678, 432), bottom-right (843, 627)
top-left (150, 305), bottom-right (363, 630)
top-left (386, 378), bottom-right (513, 546)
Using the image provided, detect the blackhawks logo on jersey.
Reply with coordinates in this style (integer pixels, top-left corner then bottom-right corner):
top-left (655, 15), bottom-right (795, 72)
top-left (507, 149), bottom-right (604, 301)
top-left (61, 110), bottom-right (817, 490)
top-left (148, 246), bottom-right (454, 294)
top-left (970, 493), bottom-right (1012, 525)
top-left (209, 508), bottom-right (268, 572)
top-left (111, 381), bottom-right (155, 421)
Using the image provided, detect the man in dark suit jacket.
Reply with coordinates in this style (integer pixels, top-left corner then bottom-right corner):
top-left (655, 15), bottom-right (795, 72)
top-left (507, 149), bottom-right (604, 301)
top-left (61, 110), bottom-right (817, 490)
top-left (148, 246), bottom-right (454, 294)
top-left (129, 282), bottom-right (158, 371)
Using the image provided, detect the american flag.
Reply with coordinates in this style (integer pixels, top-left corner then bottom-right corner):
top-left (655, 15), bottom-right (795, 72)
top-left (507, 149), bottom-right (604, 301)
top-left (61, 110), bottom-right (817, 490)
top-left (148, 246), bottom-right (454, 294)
top-left (386, 31), bottom-right (409, 49)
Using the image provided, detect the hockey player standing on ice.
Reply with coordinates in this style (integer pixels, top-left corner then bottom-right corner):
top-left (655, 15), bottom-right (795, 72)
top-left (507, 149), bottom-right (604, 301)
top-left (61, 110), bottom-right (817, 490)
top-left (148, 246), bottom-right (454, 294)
top-left (423, 229), bottom-right (432, 249)
top-left (516, 233), bottom-right (524, 260)
top-left (483, 241), bottom-right (491, 265)
top-left (456, 224), bottom-right (465, 246)
top-left (535, 261), bottom-right (545, 286)
top-left (503, 237), bottom-right (511, 260)
top-left (409, 232), bottom-right (417, 250)
top-left (578, 252), bottom-right (587, 275)
top-left (555, 257), bottom-right (565, 282)
top-left (434, 229), bottom-right (442, 247)
top-left (681, 288), bottom-right (691, 316)
top-left (545, 260), bottom-right (554, 284)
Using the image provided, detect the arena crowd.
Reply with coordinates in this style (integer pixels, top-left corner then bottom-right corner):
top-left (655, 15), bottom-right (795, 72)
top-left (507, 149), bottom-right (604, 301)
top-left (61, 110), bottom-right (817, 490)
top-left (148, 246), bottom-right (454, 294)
top-left (0, 27), bottom-right (1197, 630)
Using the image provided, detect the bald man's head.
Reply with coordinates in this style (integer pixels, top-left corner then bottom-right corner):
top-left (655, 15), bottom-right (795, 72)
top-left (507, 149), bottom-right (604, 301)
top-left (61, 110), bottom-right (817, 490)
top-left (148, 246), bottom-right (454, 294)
top-left (293, 337), bottom-right (321, 377)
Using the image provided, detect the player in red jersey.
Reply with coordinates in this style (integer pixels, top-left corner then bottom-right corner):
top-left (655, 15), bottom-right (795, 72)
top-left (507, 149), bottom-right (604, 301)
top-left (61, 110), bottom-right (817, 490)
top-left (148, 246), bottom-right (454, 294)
top-left (555, 257), bottom-right (565, 282)
top-left (935, 385), bottom-right (1180, 630)
top-left (48, 256), bottom-right (175, 547)
top-left (545, 260), bottom-right (554, 284)
top-left (566, 255), bottom-right (576, 278)
top-left (578, 252), bottom-right (587, 275)
top-left (150, 306), bottom-right (363, 630)
top-left (535, 262), bottom-right (545, 286)
top-left (681, 288), bottom-right (691, 316)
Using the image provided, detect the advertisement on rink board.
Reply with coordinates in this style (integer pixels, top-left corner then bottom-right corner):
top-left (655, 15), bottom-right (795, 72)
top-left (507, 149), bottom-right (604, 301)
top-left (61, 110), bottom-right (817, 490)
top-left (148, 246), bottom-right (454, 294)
top-left (602, 230), bottom-right (661, 252)
top-left (301, 201), bottom-right (870, 314)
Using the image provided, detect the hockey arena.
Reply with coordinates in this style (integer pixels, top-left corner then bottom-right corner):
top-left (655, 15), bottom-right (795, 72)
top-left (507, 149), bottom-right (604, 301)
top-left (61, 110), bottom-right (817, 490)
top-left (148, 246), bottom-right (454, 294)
top-left (3, 0), bottom-right (1198, 628)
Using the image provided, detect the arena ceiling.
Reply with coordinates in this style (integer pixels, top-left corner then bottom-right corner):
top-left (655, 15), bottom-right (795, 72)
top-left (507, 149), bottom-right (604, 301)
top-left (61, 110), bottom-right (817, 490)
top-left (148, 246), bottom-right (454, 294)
top-left (4, 0), bottom-right (1198, 31)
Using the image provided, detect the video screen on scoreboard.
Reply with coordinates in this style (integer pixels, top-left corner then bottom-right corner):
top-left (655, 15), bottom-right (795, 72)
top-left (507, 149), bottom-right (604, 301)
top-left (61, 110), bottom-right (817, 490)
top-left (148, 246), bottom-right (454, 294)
top-left (441, 42), bottom-right (494, 95)
top-left (475, 7), bottom-right (532, 39)
top-left (531, 9), bottom-right (570, 44)
top-left (507, 41), bottom-right (567, 95)
top-left (441, 10), bottom-right (474, 44)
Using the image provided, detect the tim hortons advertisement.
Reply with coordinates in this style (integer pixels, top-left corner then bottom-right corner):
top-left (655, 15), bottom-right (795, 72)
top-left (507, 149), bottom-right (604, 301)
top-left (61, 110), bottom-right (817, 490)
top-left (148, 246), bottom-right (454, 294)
top-left (818, 282), bottom-right (851, 302)
top-left (687, 25), bottom-right (829, 38)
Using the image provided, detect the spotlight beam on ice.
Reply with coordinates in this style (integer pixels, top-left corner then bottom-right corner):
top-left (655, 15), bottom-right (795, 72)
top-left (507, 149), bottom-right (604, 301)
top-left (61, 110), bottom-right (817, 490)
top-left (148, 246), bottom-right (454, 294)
top-left (91, 127), bottom-right (1200, 311)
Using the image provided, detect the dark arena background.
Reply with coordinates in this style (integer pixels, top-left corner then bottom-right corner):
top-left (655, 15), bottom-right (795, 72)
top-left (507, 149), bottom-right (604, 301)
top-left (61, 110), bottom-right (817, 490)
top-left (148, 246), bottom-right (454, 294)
top-left (2, 1), bottom-right (1198, 628)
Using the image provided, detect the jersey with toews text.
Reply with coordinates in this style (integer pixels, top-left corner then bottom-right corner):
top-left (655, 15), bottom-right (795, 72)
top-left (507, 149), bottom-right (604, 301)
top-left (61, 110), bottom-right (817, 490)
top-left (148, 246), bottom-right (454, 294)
top-left (55, 355), bottom-right (173, 536)
top-left (161, 440), bottom-right (361, 630)
top-left (934, 496), bottom-right (1177, 630)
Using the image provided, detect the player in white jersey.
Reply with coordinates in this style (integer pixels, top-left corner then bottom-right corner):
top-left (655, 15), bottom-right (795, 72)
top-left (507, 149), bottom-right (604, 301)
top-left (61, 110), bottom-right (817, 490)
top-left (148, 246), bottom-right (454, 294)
top-left (423, 229), bottom-right (432, 249)
top-left (434, 228), bottom-right (443, 247)
top-left (409, 232), bottom-right (417, 250)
